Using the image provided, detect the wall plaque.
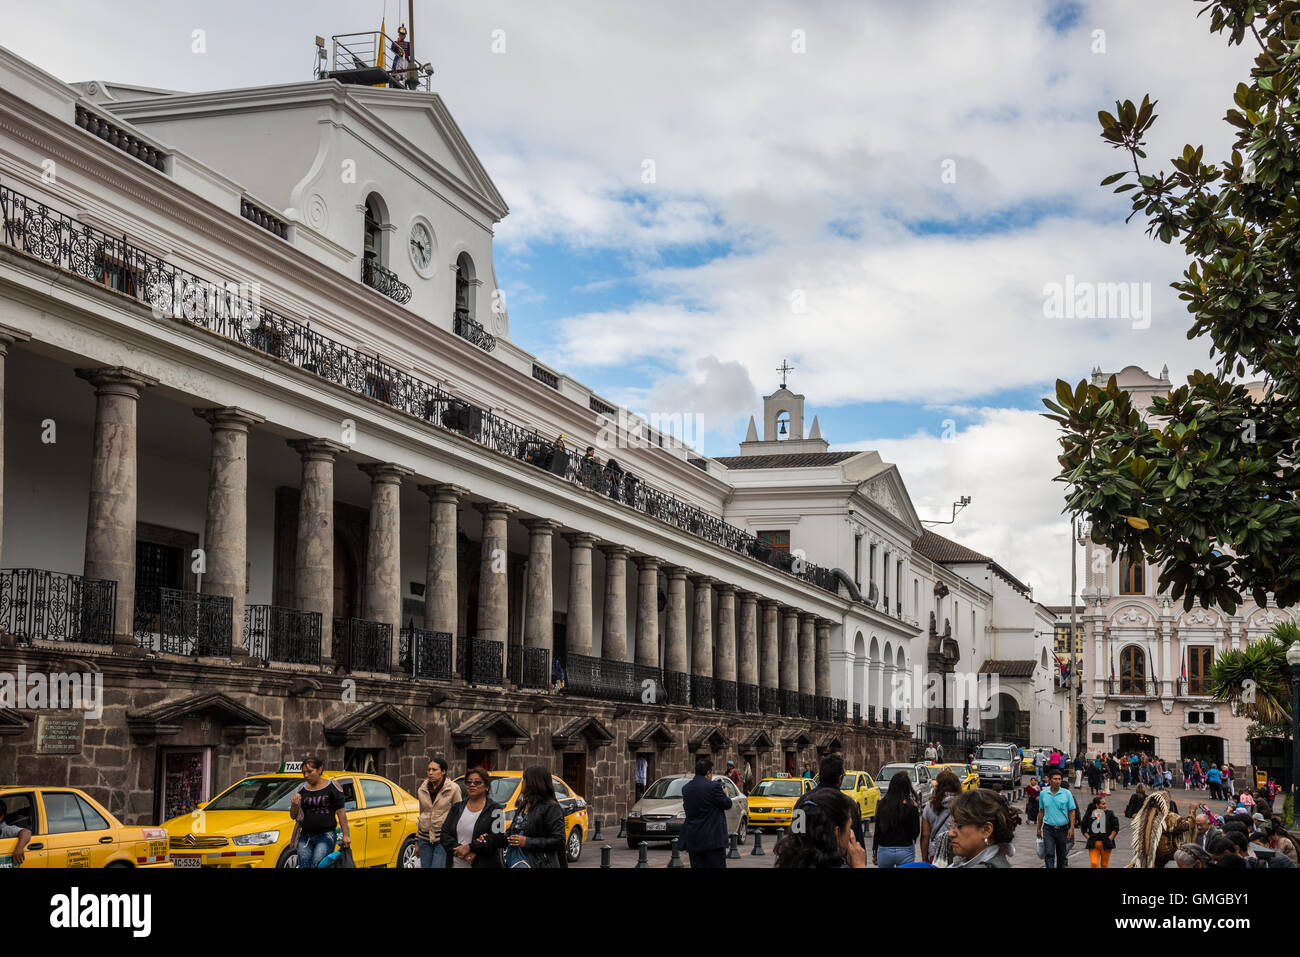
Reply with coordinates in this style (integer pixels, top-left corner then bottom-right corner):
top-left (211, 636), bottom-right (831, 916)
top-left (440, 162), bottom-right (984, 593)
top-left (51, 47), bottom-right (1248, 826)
top-left (35, 713), bottom-right (84, 754)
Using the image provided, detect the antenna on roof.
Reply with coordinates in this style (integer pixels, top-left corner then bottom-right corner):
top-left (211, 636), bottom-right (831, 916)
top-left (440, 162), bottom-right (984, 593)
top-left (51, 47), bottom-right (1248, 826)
top-left (921, 495), bottom-right (971, 526)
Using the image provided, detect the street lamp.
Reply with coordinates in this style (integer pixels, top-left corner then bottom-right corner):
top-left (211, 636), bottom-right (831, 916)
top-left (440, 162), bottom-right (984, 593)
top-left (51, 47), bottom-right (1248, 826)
top-left (1287, 641), bottom-right (1300, 806)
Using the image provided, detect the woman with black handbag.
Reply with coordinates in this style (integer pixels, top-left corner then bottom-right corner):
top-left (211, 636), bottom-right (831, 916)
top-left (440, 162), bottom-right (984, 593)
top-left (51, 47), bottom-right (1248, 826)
top-left (505, 765), bottom-right (568, 868)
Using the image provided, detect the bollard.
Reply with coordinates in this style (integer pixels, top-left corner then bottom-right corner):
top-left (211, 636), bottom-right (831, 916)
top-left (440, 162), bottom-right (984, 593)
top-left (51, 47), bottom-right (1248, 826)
top-left (617, 819), bottom-right (627, 838)
top-left (592, 817), bottom-right (604, 842)
top-left (636, 841), bottom-right (650, 869)
top-left (668, 837), bottom-right (684, 868)
top-left (750, 830), bottom-right (765, 856)
top-left (727, 833), bottom-right (740, 860)
top-left (600, 844), bottom-right (612, 868)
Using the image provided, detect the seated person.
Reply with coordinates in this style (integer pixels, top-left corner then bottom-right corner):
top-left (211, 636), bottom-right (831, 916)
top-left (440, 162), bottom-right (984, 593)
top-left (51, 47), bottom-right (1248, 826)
top-left (0, 800), bottom-right (33, 866)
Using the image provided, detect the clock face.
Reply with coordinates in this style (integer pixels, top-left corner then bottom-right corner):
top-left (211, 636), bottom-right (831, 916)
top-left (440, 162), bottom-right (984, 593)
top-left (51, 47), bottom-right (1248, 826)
top-left (409, 223), bottom-right (432, 270)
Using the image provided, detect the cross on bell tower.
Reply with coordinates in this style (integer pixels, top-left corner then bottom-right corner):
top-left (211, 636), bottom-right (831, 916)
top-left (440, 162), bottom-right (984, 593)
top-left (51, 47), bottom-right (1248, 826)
top-left (776, 359), bottom-right (794, 390)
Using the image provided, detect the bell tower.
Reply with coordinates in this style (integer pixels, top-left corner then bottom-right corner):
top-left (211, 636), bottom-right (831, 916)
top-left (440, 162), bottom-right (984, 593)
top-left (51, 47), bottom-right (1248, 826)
top-left (739, 360), bottom-right (830, 456)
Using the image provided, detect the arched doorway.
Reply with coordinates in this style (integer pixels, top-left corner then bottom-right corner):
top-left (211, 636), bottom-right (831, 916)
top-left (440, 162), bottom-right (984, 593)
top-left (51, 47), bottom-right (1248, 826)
top-left (984, 692), bottom-right (1022, 741)
top-left (1179, 735), bottom-right (1225, 768)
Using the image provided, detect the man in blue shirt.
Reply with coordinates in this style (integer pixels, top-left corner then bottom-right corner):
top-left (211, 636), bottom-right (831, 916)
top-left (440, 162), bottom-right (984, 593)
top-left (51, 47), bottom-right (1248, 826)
top-left (1036, 770), bottom-right (1077, 868)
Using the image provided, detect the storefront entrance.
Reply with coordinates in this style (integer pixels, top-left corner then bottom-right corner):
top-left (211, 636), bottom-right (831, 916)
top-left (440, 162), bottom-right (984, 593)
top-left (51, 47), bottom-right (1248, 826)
top-left (156, 747), bottom-right (210, 823)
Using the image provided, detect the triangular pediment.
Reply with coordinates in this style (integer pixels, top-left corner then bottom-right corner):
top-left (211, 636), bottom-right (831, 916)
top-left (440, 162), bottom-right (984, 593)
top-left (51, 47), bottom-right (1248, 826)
top-left (126, 692), bottom-right (271, 743)
top-left (847, 462), bottom-right (924, 537)
top-left (628, 721), bottom-right (677, 749)
top-left (452, 710), bottom-right (530, 745)
top-left (325, 702), bottom-right (424, 745)
top-left (687, 725), bottom-right (730, 750)
top-left (550, 715), bottom-right (615, 748)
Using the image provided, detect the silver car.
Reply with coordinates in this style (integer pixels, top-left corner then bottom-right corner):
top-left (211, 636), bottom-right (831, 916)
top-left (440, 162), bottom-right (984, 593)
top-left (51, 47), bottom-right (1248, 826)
top-left (624, 773), bottom-right (749, 849)
top-left (876, 762), bottom-right (935, 803)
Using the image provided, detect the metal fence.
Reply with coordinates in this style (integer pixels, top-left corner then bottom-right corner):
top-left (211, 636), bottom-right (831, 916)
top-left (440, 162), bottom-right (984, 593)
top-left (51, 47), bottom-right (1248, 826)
top-left (135, 588), bottom-right (233, 657)
top-left (759, 686), bottom-right (779, 715)
top-left (665, 670), bottom-right (690, 706)
top-left (0, 568), bottom-right (116, 645)
top-left (333, 617), bottom-right (391, 673)
top-left (244, 604), bottom-right (321, 664)
top-left (691, 675), bottom-right (715, 710)
top-left (399, 627), bottom-right (453, 680)
top-left (458, 636), bottom-right (504, 686)
top-left (507, 644), bottom-right (551, 690)
top-left (910, 723), bottom-right (985, 761)
top-left (715, 678), bottom-right (738, 713)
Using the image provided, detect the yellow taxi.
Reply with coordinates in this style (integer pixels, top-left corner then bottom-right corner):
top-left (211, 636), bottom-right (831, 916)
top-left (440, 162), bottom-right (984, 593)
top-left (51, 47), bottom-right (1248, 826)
top-left (162, 764), bottom-right (420, 868)
top-left (747, 776), bottom-right (814, 830)
top-left (931, 763), bottom-right (979, 790)
top-left (839, 770), bottom-right (881, 820)
top-left (452, 770), bottom-right (589, 862)
top-left (1021, 751), bottom-right (1037, 774)
top-left (0, 786), bottom-right (171, 868)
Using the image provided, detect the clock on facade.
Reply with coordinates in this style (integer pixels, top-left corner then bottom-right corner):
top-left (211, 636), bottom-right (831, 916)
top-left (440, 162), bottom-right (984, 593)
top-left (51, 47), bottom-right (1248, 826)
top-left (409, 222), bottom-right (433, 271)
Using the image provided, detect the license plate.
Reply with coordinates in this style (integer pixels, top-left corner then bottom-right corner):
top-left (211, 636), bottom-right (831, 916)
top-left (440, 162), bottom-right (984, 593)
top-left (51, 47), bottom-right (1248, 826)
top-left (173, 856), bottom-right (201, 868)
top-left (647, 822), bottom-right (667, 831)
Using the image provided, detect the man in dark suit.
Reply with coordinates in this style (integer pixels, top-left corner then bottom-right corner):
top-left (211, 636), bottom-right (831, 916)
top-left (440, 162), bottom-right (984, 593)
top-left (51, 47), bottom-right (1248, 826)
top-left (678, 756), bottom-right (732, 868)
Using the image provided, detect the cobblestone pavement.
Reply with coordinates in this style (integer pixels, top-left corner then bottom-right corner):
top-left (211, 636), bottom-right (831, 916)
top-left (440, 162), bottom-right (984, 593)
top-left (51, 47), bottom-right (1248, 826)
top-left (573, 779), bottom-right (1201, 868)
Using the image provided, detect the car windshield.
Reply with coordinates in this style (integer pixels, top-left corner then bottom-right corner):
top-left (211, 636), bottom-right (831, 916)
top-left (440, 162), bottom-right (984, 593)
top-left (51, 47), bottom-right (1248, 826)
top-left (879, 766), bottom-right (917, 784)
top-left (839, 774), bottom-right (856, 789)
top-left (643, 777), bottom-right (689, 799)
top-left (206, 777), bottom-right (302, 812)
top-left (753, 780), bottom-right (803, 797)
top-left (977, 747), bottom-right (1014, 761)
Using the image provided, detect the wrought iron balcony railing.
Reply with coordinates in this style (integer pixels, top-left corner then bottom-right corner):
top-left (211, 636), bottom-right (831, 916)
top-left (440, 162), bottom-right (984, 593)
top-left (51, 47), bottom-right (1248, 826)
top-left (399, 627), bottom-right (453, 680)
top-left (664, 670), bottom-right (690, 706)
top-left (738, 682), bottom-right (760, 714)
top-left (0, 182), bottom-right (843, 599)
top-left (453, 312), bottom-right (497, 352)
top-left (833, 699), bottom-right (848, 724)
top-left (360, 257), bottom-right (412, 304)
top-left (507, 644), bottom-right (551, 690)
top-left (852, 703), bottom-right (861, 725)
top-left (135, 588), bottom-right (233, 657)
top-left (332, 617), bottom-right (391, 673)
top-left (1178, 678), bottom-right (1212, 697)
top-left (1108, 679), bottom-right (1158, 698)
top-left (561, 653), bottom-right (663, 703)
top-left (759, 686), bottom-right (779, 715)
top-left (244, 604), bottom-right (321, 664)
top-left (780, 689), bottom-right (799, 717)
top-left (691, 675), bottom-right (715, 710)
top-left (715, 678), bottom-right (738, 713)
top-left (458, 636), bottom-right (504, 686)
top-left (868, 705), bottom-right (878, 726)
top-left (799, 692), bottom-right (815, 720)
top-left (0, 568), bottom-right (117, 645)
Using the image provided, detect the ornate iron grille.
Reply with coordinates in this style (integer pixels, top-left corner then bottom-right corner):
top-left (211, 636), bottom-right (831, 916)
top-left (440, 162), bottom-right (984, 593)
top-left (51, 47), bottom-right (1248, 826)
top-left (507, 644), bottom-right (551, 690)
top-left (399, 627), bottom-right (453, 680)
top-left (332, 617), bottom-right (391, 673)
top-left (664, 670), bottom-right (690, 706)
top-left (244, 604), bottom-right (321, 664)
top-left (691, 675), bottom-right (715, 710)
top-left (815, 695), bottom-right (831, 721)
top-left (780, 689), bottom-right (799, 717)
top-left (458, 636), bottom-right (504, 686)
top-left (738, 682), bottom-right (760, 714)
top-left (868, 705), bottom-right (877, 726)
top-left (852, 703), bottom-right (862, 725)
top-left (361, 258), bottom-right (412, 304)
top-left (759, 686), bottom-right (779, 715)
top-left (833, 699), bottom-right (847, 724)
top-left (0, 183), bottom-right (843, 597)
top-left (714, 679), bottom-right (738, 713)
top-left (799, 692), bottom-right (815, 719)
top-left (0, 568), bottom-right (116, 644)
top-left (560, 653), bottom-right (664, 702)
top-left (453, 313), bottom-right (497, 352)
top-left (134, 588), bottom-right (232, 656)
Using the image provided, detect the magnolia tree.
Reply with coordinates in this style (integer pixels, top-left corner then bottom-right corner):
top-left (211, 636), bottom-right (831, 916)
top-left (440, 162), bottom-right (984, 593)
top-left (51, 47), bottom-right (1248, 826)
top-left (1045, 0), bottom-right (1300, 614)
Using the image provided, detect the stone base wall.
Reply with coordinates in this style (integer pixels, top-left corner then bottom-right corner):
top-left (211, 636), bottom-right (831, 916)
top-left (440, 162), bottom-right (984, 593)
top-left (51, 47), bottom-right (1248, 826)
top-left (0, 646), bottom-right (910, 827)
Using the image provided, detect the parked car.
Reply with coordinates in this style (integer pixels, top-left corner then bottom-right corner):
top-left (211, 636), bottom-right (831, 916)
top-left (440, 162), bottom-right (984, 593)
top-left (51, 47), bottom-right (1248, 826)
top-left (876, 762), bottom-right (936, 803)
top-left (0, 785), bottom-right (172, 868)
top-left (452, 770), bottom-right (588, 863)
top-left (163, 768), bottom-right (419, 868)
top-left (624, 773), bottom-right (748, 848)
top-left (931, 763), bottom-right (979, 790)
top-left (747, 776), bottom-right (814, 831)
top-left (972, 743), bottom-right (1022, 790)
top-left (840, 770), bottom-right (882, 819)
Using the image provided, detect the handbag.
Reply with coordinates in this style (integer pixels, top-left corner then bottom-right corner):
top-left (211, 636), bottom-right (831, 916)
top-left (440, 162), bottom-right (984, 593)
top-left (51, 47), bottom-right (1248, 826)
top-left (332, 846), bottom-right (355, 869)
top-left (505, 845), bottom-right (531, 868)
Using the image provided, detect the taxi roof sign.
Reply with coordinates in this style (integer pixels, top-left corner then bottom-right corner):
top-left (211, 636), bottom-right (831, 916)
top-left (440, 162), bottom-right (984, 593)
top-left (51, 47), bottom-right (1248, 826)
top-left (279, 761), bottom-right (303, 774)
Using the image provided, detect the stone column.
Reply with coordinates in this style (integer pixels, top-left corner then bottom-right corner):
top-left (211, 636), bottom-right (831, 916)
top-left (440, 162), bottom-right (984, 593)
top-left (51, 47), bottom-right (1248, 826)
top-left (780, 607), bottom-right (799, 694)
top-left (195, 407), bottom-right (264, 655)
top-left (760, 599), bottom-right (780, 690)
top-left (691, 576), bottom-right (715, 678)
top-left (562, 533), bottom-right (598, 656)
top-left (798, 613), bottom-right (816, 699)
top-left (664, 566), bottom-right (689, 676)
top-left (78, 367), bottom-right (158, 643)
top-left (634, 556), bottom-right (661, 667)
top-left (815, 618), bottom-right (832, 700)
top-left (522, 519), bottom-right (560, 651)
top-left (287, 438), bottom-right (347, 658)
top-left (715, 584), bottom-right (737, 685)
top-left (0, 326), bottom-right (29, 567)
top-left (360, 462), bottom-right (412, 669)
top-left (737, 592), bottom-right (759, 688)
top-left (419, 483), bottom-right (466, 637)
top-left (600, 544), bottom-right (632, 662)
top-left (475, 502), bottom-right (517, 645)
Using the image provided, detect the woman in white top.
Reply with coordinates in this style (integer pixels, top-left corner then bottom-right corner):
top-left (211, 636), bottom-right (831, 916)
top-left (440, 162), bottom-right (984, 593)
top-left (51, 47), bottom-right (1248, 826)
top-left (438, 766), bottom-right (505, 868)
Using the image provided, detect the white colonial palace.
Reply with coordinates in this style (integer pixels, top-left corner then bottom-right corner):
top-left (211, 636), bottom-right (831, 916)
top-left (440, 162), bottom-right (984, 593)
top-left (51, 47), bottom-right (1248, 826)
top-left (1080, 365), bottom-right (1287, 777)
top-left (0, 40), bottom-right (1062, 825)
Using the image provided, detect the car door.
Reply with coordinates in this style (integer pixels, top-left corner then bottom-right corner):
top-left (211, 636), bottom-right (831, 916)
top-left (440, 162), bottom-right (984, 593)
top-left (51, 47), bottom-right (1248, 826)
top-left (323, 777), bottom-right (361, 864)
top-left (716, 776), bottom-right (743, 833)
top-left (551, 777), bottom-right (577, 840)
top-left (862, 774), bottom-right (879, 818)
top-left (0, 791), bottom-right (43, 868)
top-left (37, 791), bottom-right (114, 867)
top-left (358, 778), bottom-right (403, 866)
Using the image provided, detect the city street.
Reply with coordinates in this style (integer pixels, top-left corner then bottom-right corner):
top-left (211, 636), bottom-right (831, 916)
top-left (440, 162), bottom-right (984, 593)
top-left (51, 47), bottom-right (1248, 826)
top-left (573, 779), bottom-right (1213, 868)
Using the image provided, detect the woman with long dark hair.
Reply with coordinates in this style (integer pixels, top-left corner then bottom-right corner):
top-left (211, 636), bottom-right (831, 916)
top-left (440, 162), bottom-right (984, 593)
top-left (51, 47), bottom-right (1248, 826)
top-left (921, 769), bottom-right (962, 865)
top-left (505, 765), bottom-right (568, 868)
top-left (774, 787), bottom-right (866, 868)
top-left (871, 771), bottom-right (920, 867)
